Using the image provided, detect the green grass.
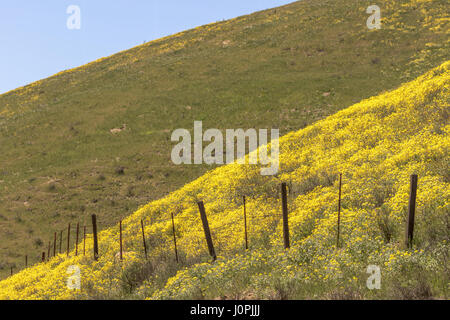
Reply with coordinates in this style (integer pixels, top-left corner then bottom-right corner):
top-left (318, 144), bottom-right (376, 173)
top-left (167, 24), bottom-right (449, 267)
top-left (0, 0), bottom-right (448, 278)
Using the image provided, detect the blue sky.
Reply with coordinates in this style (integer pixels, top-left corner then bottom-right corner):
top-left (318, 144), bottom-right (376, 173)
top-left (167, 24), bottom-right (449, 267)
top-left (0, 0), bottom-right (294, 94)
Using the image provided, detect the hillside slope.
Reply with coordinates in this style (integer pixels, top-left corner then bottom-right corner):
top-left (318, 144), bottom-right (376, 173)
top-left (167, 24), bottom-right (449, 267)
top-left (0, 61), bottom-right (448, 300)
top-left (0, 0), bottom-right (449, 278)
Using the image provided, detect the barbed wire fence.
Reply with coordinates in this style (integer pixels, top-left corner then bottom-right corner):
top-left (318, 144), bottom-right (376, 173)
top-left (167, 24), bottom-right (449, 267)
top-left (4, 174), bottom-right (419, 280)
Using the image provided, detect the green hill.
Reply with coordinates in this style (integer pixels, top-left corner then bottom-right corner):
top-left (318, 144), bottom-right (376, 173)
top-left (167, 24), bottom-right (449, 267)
top-left (0, 60), bottom-right (448, 299)
top-left (0, 0), bottom-right (448, 279)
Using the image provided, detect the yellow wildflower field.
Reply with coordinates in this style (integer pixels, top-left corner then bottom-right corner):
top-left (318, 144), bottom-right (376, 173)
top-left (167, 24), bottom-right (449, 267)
top-left (0, 61), bottom-right (448, 299)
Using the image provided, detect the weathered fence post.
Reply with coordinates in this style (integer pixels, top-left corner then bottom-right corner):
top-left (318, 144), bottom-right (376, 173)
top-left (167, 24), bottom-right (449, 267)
top-left (67, 223), bottom-right (71, 256)
top-left (337, 173), bottom-right (342, 248)
top-left (243, 196), bottom-right (248, 250)
top-left (75, 223), bottom-right (79, 256)
top-left (83, 226), bottom-right (86, 256)
top-left (171, 213), bottom-right (179, 263)
top-left (47, 241), bottom-right (51, 260)
top-left (10, 267), bottom-right (13, 276)
top-left (197, 201), bottom-right (216, 261)
top-left (25, 255), bottom-right (28, 268)
top-left (405, 174), bottom-right (418, 248)
top-left (140, 219), bottom-right (148, 259)
top-left (59, 230), bottom-right (63, 254)
top-left (281, 183), bottom-right (290, 249)
top-left (53, 232), bottom-right (57, 257)
top-left (119, 220), bottom-right (123, 261)
top-left (41, 252), bottom-right (45, 262)
top-left (92, 214), bottom-right (99, 261)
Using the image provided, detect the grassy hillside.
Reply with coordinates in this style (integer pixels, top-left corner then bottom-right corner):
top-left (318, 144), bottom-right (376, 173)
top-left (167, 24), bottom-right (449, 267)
top-left (0, 60), bottom-right (448, 300)
top-left (0, 0), bottom-right (449, 278)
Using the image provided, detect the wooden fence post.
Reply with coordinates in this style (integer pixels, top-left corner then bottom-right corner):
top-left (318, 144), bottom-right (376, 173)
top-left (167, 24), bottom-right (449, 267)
top-left (140, 219), bottom-right (148, 259)
top-left (67, 223), bottom-right (71, 256)
top-left (243, 196), bottom-right (248, 250)
top-left (92, 214), bottom-right (99, 261)
top-left (405, 174), bottom-right (418, 248)
top-left (53, 232), bottom-right (57, 257)
top-left (41, 252), bottom-right (45, 262)
top-left (171, 213), bottom-right (179, 263)
top-left (337, 173), bottom-right (342, 248)
top-left (59, 230), bottom-right (63, 254)
top-left (197, 201), bottom-right (216, 261)
top-left (119, 220), bottom-right (123, 261)
top-left (75, 223), bottom-right (79, 256)
top-left (47, 241), bottom-right (51, 260)
top-left (10, 267), bottom-right (13, 276)
top-left (83, 226), bottom-right (86, 256)
top-left (281, 183), bottom-right (290, 249)
top-left (25, 255), bottom-right (28, 268)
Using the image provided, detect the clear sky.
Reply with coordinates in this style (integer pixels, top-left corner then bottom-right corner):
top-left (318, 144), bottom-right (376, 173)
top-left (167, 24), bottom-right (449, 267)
top-left (0, 0), bottom-right (295, 94)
